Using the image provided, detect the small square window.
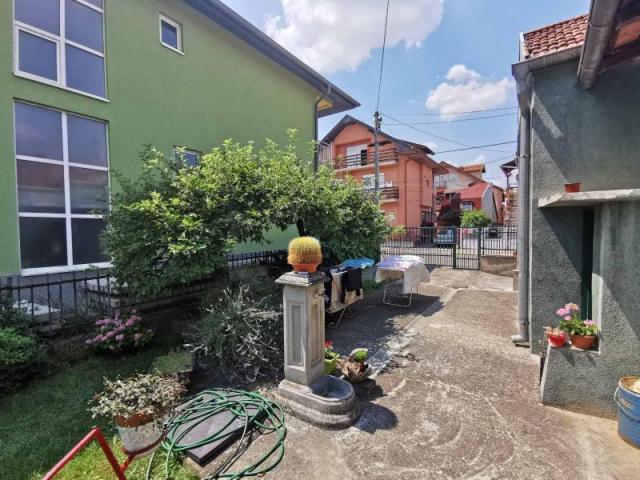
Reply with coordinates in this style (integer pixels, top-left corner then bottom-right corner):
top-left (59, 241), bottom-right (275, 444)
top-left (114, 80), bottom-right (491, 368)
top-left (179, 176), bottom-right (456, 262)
top-left (160, 15), bottom-right (182, 53)
top-left (174, 147), bottom-right (200, 167)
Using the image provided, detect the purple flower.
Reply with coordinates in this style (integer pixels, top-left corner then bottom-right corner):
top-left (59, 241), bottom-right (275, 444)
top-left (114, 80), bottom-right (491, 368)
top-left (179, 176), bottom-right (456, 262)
top-left (106, 331), bottom-right (115, 338)
top-left (556, 308), bottom-right (569, 317)
top-left (116, 325), bottom-right (126, 332)
top-left (95, 319), bottom-right (104, 326)
top-left (115, 334), bottom-right (124, 342)
top-left (125, 318), bottom-right (136, 327)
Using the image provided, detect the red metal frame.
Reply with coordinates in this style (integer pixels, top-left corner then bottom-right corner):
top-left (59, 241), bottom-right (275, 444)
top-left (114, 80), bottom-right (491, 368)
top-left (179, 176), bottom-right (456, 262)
top-left (43, 427), bottom-right (131, 480)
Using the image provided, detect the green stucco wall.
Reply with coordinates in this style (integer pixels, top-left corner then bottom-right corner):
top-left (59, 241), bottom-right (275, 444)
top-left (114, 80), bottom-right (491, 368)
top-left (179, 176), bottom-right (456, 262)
top-left (0, 0), bottom-right (317, 275)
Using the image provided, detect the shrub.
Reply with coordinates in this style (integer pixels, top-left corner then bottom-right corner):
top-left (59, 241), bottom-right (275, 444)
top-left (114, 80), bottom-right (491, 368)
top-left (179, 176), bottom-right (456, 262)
top-left (104, 133), bottom-right (389, 297)
top-left (0, 327), bottom-right (43, 391)
top-left (90, 374), bottom-right (185, 421)
top-left (460, 209), bottom-right (492, 228)
top-left (194, 284), bottom-right (282, 383)
top-left (0, 291), bottom-right (29, 332)
top-left (86, 312), bottom-right (153, 354)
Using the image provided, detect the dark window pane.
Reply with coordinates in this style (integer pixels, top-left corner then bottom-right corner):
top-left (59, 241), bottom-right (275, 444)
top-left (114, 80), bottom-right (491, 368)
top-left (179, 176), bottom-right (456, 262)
top-left (18, 31), bottom-right (58, 81)
top-left (67, 115), bottom-right (107, 167)
top-left (71, 218), bottom-right (107, 264)
top-left (16, 161), bottom-right (65, 213)
top-left (15, 0), bottom-right (60, 35)
top-left (69, 168), bottom-right (108, 213)
top-left (19, 217), bottom-right (67, 269)
top-left (184, 151), bottom-right (199, 167)
top-left (66, 0), bottom-right (103, 52)
top-left (15, 103), bottom-right (63, 160)
top-left (66, 45), bottom-right (105, 97)
top-left (161, 20), bottom-right (179, 49)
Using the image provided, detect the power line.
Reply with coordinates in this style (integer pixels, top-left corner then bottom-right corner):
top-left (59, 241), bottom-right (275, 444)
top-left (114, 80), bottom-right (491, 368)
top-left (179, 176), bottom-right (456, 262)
top-left (395, 106), bottom-right (519, 116)
top-left (434, 142), bottom-right (516, 155)
top-left (385, 112), bottom-right (517, 126)
top-left (381, 111), bottom-right (514, 154)
top-left (375, 0), bottom-right (391, 112)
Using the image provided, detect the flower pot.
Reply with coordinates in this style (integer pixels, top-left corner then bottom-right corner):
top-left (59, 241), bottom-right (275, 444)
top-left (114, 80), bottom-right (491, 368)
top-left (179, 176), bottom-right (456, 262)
top-left (564, 182), bottom-right (582, 193)
top-left (570, 334), bottom-right (596, 350)
top-left (291, 262), bottom-right (320, 273)
top-left (324, 356), bottom-right (339, 375)
top-left (547, 332), bottom-right (566, 348)
top-left (114, 413), bottom-right (164, 456)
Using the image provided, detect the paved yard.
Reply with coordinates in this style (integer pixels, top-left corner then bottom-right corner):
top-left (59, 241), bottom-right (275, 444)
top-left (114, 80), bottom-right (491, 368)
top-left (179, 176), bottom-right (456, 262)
top-left (221, 268), bottom-right (640, 480)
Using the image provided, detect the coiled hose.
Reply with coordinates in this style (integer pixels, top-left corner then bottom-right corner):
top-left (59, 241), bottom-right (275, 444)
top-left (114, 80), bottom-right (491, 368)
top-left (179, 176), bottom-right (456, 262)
top-left (145, 389), bottom-right (286, 479)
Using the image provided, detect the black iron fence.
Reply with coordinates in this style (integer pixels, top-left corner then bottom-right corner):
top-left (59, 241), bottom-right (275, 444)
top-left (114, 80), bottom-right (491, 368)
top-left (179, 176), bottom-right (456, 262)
top-left (382, 226), bottom-right (517, 270)
top-left (0, 249), bottom-right (287, 335)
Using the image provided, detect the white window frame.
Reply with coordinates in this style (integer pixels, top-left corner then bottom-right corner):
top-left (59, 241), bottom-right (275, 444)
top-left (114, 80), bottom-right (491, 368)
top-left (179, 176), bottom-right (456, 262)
top-left (13, 0), bottom-right (108, 101)
top-left (173, 146), bottom-right (201, 167)
top-left (14, 102), bottom-right (111, 275)
top-left (159, 14), bottom-right (183, 54)
top-left (346, 143), bottom-right (368, 157)
top-left (362, 173), bottom-right (385, 190)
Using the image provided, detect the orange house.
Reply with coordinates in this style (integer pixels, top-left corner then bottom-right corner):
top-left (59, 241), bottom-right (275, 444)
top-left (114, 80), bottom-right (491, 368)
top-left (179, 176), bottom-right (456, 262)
top-left (320, 115), bottom-right (441, 227)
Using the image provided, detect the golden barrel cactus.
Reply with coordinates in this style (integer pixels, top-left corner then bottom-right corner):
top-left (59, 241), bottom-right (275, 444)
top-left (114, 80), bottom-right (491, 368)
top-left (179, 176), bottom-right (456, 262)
top-left (287, 236), bottom-right (322, 272)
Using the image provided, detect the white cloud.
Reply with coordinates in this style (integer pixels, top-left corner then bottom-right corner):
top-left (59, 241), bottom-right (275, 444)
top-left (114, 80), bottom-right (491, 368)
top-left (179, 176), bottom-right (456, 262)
top-left (265, 0), bottom-right (444, 74)
top-left (425, 65), bottom-right (514, 119)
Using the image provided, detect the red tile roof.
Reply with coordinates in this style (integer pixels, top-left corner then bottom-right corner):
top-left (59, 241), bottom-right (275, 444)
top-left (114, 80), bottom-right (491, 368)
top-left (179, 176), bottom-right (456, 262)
top-left (459, 181), bottom-right (490, 200)
top-left (523, 14), bottom-right (588, 59)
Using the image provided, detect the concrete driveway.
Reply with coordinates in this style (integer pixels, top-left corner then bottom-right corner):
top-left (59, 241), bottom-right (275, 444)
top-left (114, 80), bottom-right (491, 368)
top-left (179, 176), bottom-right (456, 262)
top-left (206, 268), bottom-right (640, 479)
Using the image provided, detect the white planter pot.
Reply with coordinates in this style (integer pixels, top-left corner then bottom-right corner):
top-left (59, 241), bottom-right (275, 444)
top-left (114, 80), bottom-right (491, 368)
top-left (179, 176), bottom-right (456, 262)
top-left (116, 417), bottom-right (163, 456)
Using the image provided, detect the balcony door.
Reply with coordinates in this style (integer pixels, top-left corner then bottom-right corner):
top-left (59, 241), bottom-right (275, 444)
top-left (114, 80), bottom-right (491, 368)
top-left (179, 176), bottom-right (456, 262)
top-left (346, 143), bottom-right (368, 166)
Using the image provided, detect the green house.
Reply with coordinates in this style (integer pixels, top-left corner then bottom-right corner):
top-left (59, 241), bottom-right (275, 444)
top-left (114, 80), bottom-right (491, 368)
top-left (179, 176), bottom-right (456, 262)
top-left (0, 0), bottom-right (358, 277)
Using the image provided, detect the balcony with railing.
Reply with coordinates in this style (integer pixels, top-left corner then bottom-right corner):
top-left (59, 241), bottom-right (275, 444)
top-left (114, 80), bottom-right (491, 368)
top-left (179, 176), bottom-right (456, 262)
top-left (329, 148), bottom-right (399, 170)
top-left (363, 185), bottom-right (399, 202)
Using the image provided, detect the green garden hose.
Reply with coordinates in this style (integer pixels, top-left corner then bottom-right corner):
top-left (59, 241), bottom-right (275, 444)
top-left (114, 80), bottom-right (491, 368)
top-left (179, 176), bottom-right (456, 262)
top-left (145, 388), bottom-right (287, 479)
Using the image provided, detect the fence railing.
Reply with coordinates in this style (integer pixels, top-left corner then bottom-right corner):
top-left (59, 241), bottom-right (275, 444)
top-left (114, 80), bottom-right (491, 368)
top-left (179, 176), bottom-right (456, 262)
top-left (363, 185), bottom-right (399, 201)
top-left (382, 226), bottom-right (517, 270)
top-left (0, 249), bottom-right (287, 335)
top-left (331, 149), bottom-right (398, 169)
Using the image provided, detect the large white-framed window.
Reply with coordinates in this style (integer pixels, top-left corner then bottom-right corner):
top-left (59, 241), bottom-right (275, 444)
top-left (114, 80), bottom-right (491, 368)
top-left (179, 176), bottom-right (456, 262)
top-left (159, 14), bottom-right (183, 54)
top-left (14, 101), bottom-right (110, 274)
top-left (362, 173), bottom-right (385, 190)
top-left (13, 0), bottom-right (107, 100)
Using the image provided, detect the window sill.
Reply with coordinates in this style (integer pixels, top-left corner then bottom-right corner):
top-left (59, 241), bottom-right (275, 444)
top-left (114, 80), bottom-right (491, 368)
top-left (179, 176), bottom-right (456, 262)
top-left (14, 71), bottom-right (110, 103)
top-left (161, 42), bottom-right (184, 55)
top-left (21, 262), bottom-right (112, 277)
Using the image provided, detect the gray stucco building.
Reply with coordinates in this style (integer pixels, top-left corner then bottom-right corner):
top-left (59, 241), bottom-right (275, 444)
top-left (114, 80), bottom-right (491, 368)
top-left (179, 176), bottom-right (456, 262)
top-left (512, 1), bottom-right (640, 416)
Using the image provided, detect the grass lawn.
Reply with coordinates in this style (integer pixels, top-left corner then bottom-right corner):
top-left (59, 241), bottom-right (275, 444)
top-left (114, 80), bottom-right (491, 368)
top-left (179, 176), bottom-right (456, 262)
top-left (0, 341), bottom-right (193, 480)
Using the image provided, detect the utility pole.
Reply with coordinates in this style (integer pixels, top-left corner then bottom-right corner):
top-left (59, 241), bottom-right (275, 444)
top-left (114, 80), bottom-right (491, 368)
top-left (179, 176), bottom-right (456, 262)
top-left (373, 111), bottom-right (382, 203)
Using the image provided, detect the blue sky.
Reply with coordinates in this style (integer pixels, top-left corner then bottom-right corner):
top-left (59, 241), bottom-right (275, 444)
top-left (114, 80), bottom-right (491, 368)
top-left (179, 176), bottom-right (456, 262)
top-left (224, 0), bottom-right (589, 186)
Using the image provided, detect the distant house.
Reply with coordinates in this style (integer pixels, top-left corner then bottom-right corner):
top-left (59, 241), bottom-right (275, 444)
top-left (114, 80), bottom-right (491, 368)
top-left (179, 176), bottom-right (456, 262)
top-left (500, 159), bottom-right (518, 225)
top-left (435, 162), bottom-right (503, 223)
top-left (513, 1), bottom-right (640, 415)
top-left (320, 115), bottom-right (441, 227)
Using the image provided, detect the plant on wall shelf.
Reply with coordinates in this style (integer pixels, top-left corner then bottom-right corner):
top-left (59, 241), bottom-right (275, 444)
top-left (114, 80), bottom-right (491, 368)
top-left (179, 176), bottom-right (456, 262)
top-left (543, 326), bottom-right (566, 347)
top-left (557, 303), bottom-right (598, 350)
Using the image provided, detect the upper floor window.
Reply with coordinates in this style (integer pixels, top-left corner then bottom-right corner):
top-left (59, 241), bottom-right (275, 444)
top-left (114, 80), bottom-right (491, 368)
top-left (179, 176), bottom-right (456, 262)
top-left (174, 147), bottom-right (200, 167)
top-left (15, 102), bottom-right (109, 273)
top-left (14, 0), bottom-right (106, 99)
top-left (160, 15), bottom-right (182, 53)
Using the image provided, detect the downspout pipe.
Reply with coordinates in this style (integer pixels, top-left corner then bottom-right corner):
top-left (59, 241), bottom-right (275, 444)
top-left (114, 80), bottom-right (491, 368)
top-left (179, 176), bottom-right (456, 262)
top-left (313, 84), bottom-right (332, 171)
top-left (577, 0), bottom-right (621, 89)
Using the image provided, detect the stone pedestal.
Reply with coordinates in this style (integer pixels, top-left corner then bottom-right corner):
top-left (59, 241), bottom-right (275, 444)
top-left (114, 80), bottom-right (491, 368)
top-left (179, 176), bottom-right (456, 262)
top-left (275, 271), bottom-right (358, 429)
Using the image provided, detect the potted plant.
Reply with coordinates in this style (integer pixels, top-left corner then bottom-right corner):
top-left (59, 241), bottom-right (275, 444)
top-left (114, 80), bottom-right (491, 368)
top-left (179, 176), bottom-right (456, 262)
top-left (324, 340), bottom-right (340, 375)
top-left (339, 348), bottom-right (370, 383)
top-left (287, 236), bottom-right (322, 273)
top-left (556, 303), bottom-right (598, 350)
top-left (90, 374), bottom-right (185, 455)
top-left (544, 326), bottom-right (566, 347)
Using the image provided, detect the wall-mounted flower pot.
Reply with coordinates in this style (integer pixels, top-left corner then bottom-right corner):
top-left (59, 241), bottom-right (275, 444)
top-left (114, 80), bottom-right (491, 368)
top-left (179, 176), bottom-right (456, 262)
top-left (547, 332), bottom-right (566, 348)
top-left (564, 182), bottom-right (582, 193)
top-left (570, 334), bottom-right (596, 350)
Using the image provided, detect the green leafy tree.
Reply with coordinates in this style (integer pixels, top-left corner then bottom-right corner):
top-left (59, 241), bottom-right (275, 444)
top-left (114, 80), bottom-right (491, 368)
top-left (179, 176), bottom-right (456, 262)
top-left (104, 132), bottom-right (389, 296)
top-left (460, 209), bottom-right (492, 228)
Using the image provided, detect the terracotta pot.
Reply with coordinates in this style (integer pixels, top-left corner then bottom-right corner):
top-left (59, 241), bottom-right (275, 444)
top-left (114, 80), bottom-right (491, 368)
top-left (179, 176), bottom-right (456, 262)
top-left (291, 262), bottom-right (320, 273)
top-left (115, 411), bottom-right (156, 428)
top-left (564, 182), bottom-right (582, 193)
top-left (570, 334), bottom-right (596, 350)
top-left (547, 332), bottom-right (566, 348)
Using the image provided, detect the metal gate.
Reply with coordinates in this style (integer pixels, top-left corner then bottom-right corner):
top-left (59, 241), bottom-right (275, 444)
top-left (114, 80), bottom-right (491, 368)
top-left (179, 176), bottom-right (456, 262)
top-left (381, 226), bottom-right (517, 270)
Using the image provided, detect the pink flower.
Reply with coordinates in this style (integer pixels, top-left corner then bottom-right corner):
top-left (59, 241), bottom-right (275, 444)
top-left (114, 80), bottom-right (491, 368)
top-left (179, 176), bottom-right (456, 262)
top-left (106, 331), bottom-right (115, 338)
top-left (115, 334), bottom-right (124, 342)
top-left (95, 319), bottom-right (104, 326)
top-left (125, 318), bottom-right (136, 327)
top-left (584, 320), bottom-right (595, 326)
top-left (116, 325), bottom-right (126, 332)
top-left (94, 335), bottom-right (104, 342)
top-left (564, 315), bottom-right (571, 321)
top-left (565, 303), bottom-right (580, 312)
top-left (556, 308), bottom-right (568, 316)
